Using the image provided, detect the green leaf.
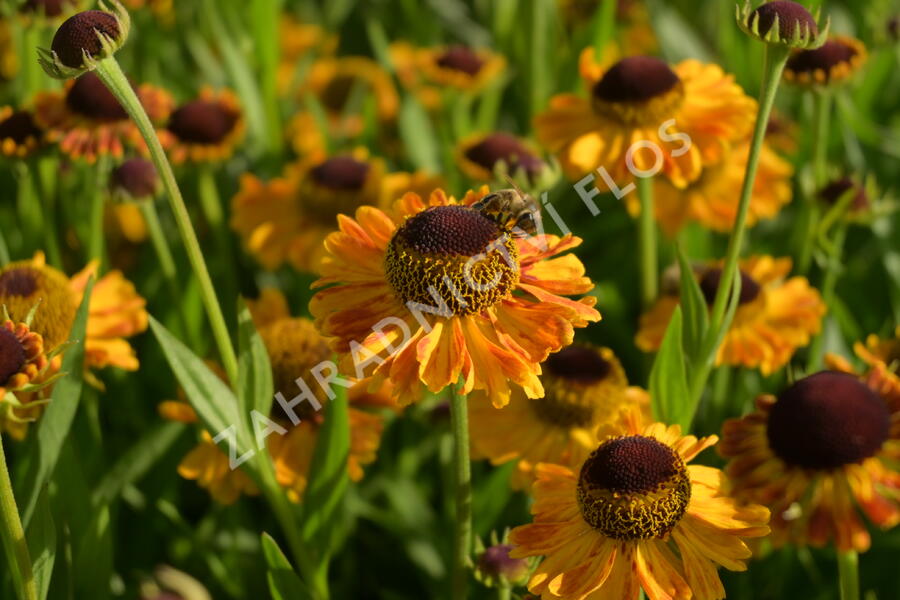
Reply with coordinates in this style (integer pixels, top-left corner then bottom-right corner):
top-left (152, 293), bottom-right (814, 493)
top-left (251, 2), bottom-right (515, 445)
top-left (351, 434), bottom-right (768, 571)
top-left (261, 533), bottom-right (311, 600)
top-left (398, 94), bottom-right (440, 172)
top-left (26, 488), bottom-right (55, 600)
top-left (20, 277), bottom-right (93, 525)
top-left (676, 244), bottom-right (708, 367)
top-left (237, 300), bottom-right (274, 422)
top-left (149, 317), bottom-right (255, 475)
top-left (301, 385), bottom-right (350, 553)
top-left (649, 306), bottom-right (690, 428)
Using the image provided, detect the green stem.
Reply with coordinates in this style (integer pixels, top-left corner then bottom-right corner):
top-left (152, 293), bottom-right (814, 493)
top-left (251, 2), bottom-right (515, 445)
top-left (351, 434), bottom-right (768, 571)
top-left (797, 91), bottom-right (833, 275)
top-left (34, 158), bottom-right (63, 269)
top-left (592, 0), bottom-right (618, 59)
top-left (688, 44), bottom-right (790, 404)
top-left (94, 57), bottom-right (239, 386)
top-left (450, 381), bottom-right (472, 600)
top-left (637, 176), bottom-right (657, 309)
top-left (0, 225), bottom-right (9, 265)
top-left (837, 549), bottom-right (859, 600)
top-left (806, 224), bottom-right (846, 371)
top-left (496, 584), bottom-right (511, 600)
top-left (0, 434), bottom-right (37, 600)
top-left (197, 168), bottom-right (237, 310)
top-left (88, 156), bottom-right (110, 264)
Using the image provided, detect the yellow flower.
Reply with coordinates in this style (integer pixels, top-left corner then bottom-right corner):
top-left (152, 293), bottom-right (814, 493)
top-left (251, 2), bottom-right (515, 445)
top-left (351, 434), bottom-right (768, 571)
top-left (32, 71), bottom-right (172, 164)
top-left (277, 15), bottom-right (337, 95)
top-left (720, 370), bottom-right (900, 552)
top-left (469, 344), bottom-right (649, 490)
top-left (633, 140), bottom-right (793, 236)
top-left (784, 35), bottom-right (867, 87)
top-left (289, 56), bottom-right (398, 155)
top-left (0, 107), bottom-right (44, 159)
top-left (510, 407), bottom-right (770, 600)
top-left (390, 42), bottom-right (506, 108)
top-left (456, 132), bottom-right (548, 183)
top-left (0, 252), bottom-right (148, 371)
top-left (536, 51), bottom-right (756, 187)
top-left (163, 288), bottom-right (394, 504)
top-left (158, 88), bottom-right (244, 165)
top-left (310, 187), bottom-right (600, 407)
top-left (637, 256), bottom-right (825, 375)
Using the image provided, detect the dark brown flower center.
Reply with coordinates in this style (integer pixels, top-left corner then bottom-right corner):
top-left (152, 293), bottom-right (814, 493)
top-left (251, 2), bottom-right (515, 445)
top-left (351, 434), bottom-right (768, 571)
top-left (436, 46), bottom-right (484, 76)
top-left (21, 0), bottom-right (74, 16)
top-left (0, 327), bottom-right (26, 386)
top-left (577, 435), bottom-right (691, 539)
top-left (787, 39), bottom-right (858, 79)
top-left (750, 1), bottom-right (818, 41)
top-left (111, 158), bottom-right (158, 198)
top-left (0, 111), bottom-right (42, 145)
top-left (767, 371), bottom-right (890, 470)
top-left (385, 205), bottom-right (519, 316)
top-left (545, 345), bottom-right (611, 384)
top-left (168, 100), bottom-right (237, 144)
top-left (65, 72), bottom-right (128, 121)
top-left (699, 268), bottom-right (761, 306)
top-left (464, 133), bottom-right (545, 179)
top-left (819, 178), bottom-right (868, 211)
top-left (310, 156), bottom-right (370, 190)
top-left (0, 268), bottom-right (38, 297)
top-left (321, 75), bottom-right (357, 112)
top-left (51, 9), bottom-right (120, 69)
top-left (592, 56), bottom-right (680, 104)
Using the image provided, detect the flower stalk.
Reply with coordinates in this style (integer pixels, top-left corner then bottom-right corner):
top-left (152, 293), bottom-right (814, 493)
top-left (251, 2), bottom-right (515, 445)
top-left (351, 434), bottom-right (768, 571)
top-left (92, 55), bottom-right (239, 385)
top-left (797, 91), bottom-right (833, 274)
top-left (0, 433), bottom-right (37, 600)
top-left (637, 175), bottom-right (657, 309)
top-left (837, 549), bottom-right (859, 600)
top-left (450, 380), bottom-right (473, 600)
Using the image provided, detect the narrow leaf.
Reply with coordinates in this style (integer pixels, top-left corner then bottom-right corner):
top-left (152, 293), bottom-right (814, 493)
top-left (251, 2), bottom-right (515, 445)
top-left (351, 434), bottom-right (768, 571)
top-left (26, 488), bottom-right (54, 600)
top-left (676, 244), bottom-right (708, 366)
top-left (398, 94), bottom-right (440, 172)
top-left (261, 533), bottom-right (311, 600)
top-left (237, 300), bottom-right (274, 422)
top-left (649, 306), bottom-right (690, 428)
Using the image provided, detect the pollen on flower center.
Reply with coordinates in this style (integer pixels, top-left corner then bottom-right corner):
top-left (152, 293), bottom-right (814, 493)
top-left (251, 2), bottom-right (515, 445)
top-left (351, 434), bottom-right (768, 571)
top-left (0, 111), bottom-right (42, 145)
top-left (699, 268), bottom-right (761, 306)
top-left (577, 435), bottom-right (691, 539)
top-left (436, 46), bottom-right (484, 75)
top-left (310, 156), bottom-right (370, 190)
top-left (66, 72), bottom-right (128, 121)
top-left (591, 56), bottom-right (685, 125)
top-left (168, 100), bottom-right (237, 144)
top-left (384, 205), bottom-right (519, 316)
top-left (464, 133), bottom-right (545, 179)
top-left (767, 371), bottom-right (890, 470)
top-left (0, 326), bottom-right (26, 386)
top-left (0, 263), bottom-right (76, 350)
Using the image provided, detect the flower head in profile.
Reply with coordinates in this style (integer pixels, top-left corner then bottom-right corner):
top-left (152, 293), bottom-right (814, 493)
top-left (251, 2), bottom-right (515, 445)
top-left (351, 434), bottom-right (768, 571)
top-left (737, 0), bottom-right (829, 50)
top-left (456, 132), bottom-right (552, 187)
top-left (231, 151), bottom-right (441, 274)
top-left (638, 140), bottom-right (792, 236)
top-left (536, 50), bottom-right (756, 188)
top-left (470, 344), bottom-right (649, 489)
top-left (720, 371), bottom-right (900, 552)
top-left (510, 407), bottom-right (770, 600)
top-left (637, 256), bottom-right (825, 375)
top-left (310, 187), bottom-right (600, 407)
top-left (0, 319), bottom-right (50, 400)
top-left (39, 1), bottom-right (131, 79)
top-left (784, 35), bottom-right (867, 87)
top-left (0, 107), bottom-right (45, 159)
top-left (33, 71), bottom-right (172, 163)
top-left (159, 88), bottom-right (244, 164)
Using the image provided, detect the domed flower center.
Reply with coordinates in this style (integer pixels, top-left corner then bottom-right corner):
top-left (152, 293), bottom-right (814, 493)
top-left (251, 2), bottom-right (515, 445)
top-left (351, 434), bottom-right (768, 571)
top-left (591, 56), bottom-right (684, 125)
top-left (0, 111), bottom-right (42, 145)
top-left (819, 178), bottom-right (868, 212)
top-left (767, 371), bottom-right (890, 470)
top-left (260, 318), bottom-right (331, 424)
top-left (699, 268), bottom-right (761, 306)
top-left (0, 264), bottom-right (76, 350)
top-left (530, 346), bottom-right (627, 429)
top-left (787, 39), bottom-right (858, 80)
top-left (577, 435), bottom-right (691, 539)
top-left (750, 1), bottom-right (818, 41)
top-left (436, 46), bottom-right (484, 76)
top-left (51, 9), bottom-right (120, 69)
top-left (464, 133), bottom-right (545, 179)
top-left (66, 72), bottom-right (128, 121)
top-left (385, 205), bottom-right (519, 316)
top-left (111, 158), bottom-right (158, 198)
top-left (168, 100), bottom-right (237, 144)
top-left (0, 326), bottom-right (26, 386)
top-left (21, 0), bottom-right (74, 16)
top-left (310, 156), bottom-right (370, 190)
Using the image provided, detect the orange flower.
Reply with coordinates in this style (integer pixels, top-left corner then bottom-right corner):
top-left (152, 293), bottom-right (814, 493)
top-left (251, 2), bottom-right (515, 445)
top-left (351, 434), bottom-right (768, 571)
top-left (310, 187), bottom-right (600, 407)
top-left (637, 256), bottom-right (824, 375)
